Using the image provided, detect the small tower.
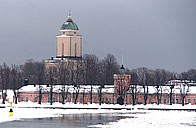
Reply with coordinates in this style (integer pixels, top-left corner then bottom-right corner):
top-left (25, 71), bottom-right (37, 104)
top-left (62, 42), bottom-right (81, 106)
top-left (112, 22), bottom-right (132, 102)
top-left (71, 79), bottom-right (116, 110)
top-left (114, 65), bottom-right (131, 105)
top-left (56, 12), bottom-right (82, 59)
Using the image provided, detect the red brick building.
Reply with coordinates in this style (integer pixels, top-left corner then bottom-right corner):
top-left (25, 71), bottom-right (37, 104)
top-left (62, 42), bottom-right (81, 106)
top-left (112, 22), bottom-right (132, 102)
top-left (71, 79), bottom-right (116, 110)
top-left (16, 80), bottom-right (196, 105)
top-left (113, 74), bottom-right (131, 104)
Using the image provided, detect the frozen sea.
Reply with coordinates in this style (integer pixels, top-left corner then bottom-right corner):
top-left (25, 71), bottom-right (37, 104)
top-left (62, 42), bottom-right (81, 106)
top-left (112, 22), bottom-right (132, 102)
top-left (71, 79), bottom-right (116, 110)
top-left (0, 113), bottom-right (128, 128)
top-left (1, 103), bottom-right (196, 128)
top-left (0, 110), bottom-right (196, 128)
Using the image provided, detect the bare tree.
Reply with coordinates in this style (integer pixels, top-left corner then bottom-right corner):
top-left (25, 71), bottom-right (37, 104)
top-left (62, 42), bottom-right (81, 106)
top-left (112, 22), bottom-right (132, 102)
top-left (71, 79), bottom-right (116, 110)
top-left (90, 85), bottom-right (93, 104)
top-left (83, 54), bottom-right (100, 104)
top-left (153, 69), bottom-right (171, 105)
top-left (181, 69), bottom-right (196, 81)
top-left (130, 71), bottom-right (139, 105)
top-left (0, 63), bottom-right (11, 104)
top-left (73, 85), bottom-right (80, 104)
top-left (10, 65), bottom-right (23, 104)
top-left (23, 60), bottom-right (46, 104)
top-left (96, 61), bottom-right (107, 105)
top-left (0, 64), bottom-right (23, 104)
top-left (136, 67), bottom-right (149, 105)
top-left (169, 85), bottom-right (174, 105)
top-left (0, 65), bottom-right (6, 104)
top-left (83, 54), bottom-right (100, 85)
top-left (98, 85), bottom-right (104, 105)
top-left (57, 62), bottom-right (68, 84)
top-left (61, 86), bottom-right (69, 104)
top-left (61, 85), bottom-right (66, 104)
top-left (56, 62), bottom-right (68, 104)
top-left (101, 54), bottom-right (120, 84)
top-left (38, 85), bottom-right (43, 104)
top-left (179, 81), bottom-right (190, 106)
top-left (45, 66), bottom-right (57, 105)
top-left (82, 87), bottom-right (85, 104)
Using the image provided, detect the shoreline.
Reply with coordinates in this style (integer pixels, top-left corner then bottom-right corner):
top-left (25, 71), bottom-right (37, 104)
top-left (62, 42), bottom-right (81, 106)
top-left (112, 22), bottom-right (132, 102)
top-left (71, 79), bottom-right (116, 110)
top-left (0, 102), bottom-right (196, 124)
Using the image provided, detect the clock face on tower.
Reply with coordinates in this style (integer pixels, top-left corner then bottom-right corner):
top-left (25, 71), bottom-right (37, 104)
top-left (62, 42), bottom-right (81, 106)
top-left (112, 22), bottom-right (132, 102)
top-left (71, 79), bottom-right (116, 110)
top-left (56, 14), bottom-right (82, 59)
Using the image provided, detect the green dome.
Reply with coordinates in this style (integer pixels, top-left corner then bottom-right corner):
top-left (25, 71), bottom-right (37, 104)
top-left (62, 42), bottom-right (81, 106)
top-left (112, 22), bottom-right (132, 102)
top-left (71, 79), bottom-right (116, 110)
top-left (61, 18), bottom-right (79, 30)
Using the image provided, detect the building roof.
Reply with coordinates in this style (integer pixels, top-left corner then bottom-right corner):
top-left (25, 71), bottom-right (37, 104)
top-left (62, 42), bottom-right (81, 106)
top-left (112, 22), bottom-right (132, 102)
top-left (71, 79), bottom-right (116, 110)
top-left (18, 85), bottom-right (114, 94)
top-left (60, 18), bottom-right (79, 30)
top-left (18, 80), bottom-right (196, 94)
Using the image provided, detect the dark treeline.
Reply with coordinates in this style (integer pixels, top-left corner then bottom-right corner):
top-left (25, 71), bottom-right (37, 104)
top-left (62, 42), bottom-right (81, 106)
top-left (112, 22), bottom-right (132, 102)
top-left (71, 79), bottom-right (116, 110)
top-left (0, 53), bottom-right (196, 91)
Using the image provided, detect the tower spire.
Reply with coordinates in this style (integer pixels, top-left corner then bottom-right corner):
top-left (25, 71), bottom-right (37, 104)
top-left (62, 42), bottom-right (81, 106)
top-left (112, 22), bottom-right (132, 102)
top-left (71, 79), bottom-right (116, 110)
top-left (122, 54), bottom-right (123, 66)
top-left (67, 10), bottom-right (72, 22)
top-left (68, 10), bottom-right (71, 19)
top-left (120, 54), bottom-right (125, 74)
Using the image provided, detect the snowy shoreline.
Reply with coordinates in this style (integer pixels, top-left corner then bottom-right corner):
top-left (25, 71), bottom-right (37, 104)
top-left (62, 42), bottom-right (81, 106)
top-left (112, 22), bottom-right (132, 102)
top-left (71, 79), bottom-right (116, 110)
top-left (1, 102), bottom-right (196, 125)
top-left (0, 102), bottom-right (133, 124)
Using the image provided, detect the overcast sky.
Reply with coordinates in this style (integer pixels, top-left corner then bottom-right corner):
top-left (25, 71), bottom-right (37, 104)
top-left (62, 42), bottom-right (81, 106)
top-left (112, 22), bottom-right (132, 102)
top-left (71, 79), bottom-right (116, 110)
top-left (0, 0), bottom-right (195, 73)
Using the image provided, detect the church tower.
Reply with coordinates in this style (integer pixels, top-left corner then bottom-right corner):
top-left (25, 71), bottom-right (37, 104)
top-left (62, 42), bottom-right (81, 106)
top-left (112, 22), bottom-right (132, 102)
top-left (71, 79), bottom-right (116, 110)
top-left (56, 13), bottom-right (82, 59)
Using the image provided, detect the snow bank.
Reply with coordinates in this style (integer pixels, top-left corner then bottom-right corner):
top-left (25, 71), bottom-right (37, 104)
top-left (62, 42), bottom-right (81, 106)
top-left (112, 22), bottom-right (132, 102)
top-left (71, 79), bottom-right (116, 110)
top-left (0, 102), bottom-right (132, 123)
top-left (1, 102), bottom-right (196, 126)
top-left (91, 110), bottom-right (196, 128)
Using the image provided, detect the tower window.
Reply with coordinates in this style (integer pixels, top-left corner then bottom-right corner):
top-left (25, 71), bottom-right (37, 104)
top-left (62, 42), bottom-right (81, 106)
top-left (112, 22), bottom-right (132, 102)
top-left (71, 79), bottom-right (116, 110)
top-left (75, 43), bottom-right (77, 57)
top-left (63, 32), bottom-right (65, 34)
top-left (74, 32), bottom-right (76, 34)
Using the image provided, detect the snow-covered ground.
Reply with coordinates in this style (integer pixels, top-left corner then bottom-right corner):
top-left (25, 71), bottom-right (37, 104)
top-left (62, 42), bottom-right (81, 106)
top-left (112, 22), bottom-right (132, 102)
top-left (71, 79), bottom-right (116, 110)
top-left (1, 102), bottom-right (196, 127)
top-left (0, 102), bottom-right (132, 123)
top-left (91, 110), bottom-right (196, 128)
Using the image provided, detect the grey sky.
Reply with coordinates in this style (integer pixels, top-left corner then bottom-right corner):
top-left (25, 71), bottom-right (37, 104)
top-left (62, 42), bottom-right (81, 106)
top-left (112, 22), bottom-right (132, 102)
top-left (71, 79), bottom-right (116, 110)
top-left (0, 0), bottom-right (195, 73)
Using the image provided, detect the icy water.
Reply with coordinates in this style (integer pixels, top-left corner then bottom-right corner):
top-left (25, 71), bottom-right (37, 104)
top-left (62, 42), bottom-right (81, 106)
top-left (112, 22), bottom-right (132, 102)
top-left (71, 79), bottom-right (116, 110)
top-left (1, 111), bottom-right (196, 128)
top-left (0, 113), bottom-right (130, 128)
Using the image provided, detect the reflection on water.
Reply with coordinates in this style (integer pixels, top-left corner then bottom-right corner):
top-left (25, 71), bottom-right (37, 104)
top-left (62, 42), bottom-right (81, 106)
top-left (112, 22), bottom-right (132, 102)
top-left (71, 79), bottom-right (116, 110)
top-left (2, 111), bottom-right (196, 128)
top-left (0, 113), bottom-right (131, 128)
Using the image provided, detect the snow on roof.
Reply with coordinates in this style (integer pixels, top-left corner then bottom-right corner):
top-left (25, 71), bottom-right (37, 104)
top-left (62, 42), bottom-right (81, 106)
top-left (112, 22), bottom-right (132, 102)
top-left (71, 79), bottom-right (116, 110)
top-left (18, 85), bottom-right (115, 94)
top-left (127, 85), bottom-right (196, 94)
top-left (166, 79), bottom-right (196, 86)
top-left (18, 79), bottom-right (196, 95)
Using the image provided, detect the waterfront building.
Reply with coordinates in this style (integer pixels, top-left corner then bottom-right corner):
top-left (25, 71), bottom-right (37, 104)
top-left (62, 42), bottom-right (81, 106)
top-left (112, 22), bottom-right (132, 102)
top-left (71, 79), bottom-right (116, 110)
top-left (15, 80), bottom-right (196, 105)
